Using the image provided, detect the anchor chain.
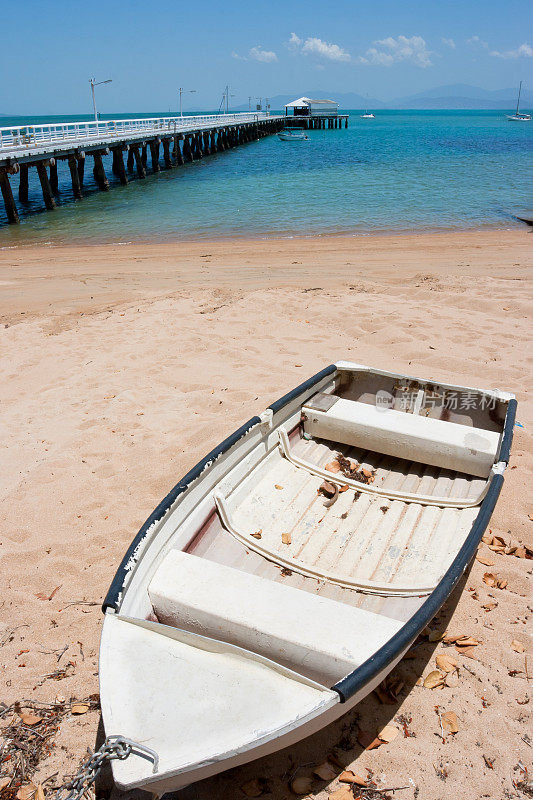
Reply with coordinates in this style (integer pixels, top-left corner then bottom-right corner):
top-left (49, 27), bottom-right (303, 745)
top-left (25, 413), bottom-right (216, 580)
top-left (55, 736), bottom-right (158, 800)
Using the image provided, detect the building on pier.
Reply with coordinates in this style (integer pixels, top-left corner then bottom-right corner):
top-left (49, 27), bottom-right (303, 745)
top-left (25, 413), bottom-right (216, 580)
top-left (284, 97), bottom-right (339, 117)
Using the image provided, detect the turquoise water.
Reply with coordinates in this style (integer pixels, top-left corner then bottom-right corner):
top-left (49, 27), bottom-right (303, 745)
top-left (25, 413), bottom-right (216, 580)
top-left (1, 110), bottom-right (531, 245)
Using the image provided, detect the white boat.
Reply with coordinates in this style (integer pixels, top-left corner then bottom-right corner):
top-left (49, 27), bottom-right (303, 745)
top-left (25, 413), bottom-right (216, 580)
top-left (360, 112), bottom-right (375, 119)
top-left (99, 362), bottom-right (516, 795)
top-left (507, 81), bottom-right (531, 121)
top-left (278, 127), bottom-right (308, 141)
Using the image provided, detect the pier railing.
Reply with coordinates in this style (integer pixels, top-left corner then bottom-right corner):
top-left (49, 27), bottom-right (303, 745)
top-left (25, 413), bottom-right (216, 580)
top-left (0, 113), bottom-right (272, 153)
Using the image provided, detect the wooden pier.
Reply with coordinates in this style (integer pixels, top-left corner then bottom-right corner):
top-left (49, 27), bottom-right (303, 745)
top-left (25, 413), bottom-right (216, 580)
top-left (0, 113), bottom-right (286, 224)
top-left (284, 115), bottom-right (349, 130)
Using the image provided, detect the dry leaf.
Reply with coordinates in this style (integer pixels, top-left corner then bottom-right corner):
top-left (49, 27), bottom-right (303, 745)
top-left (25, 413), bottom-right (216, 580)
top-left (445, 671), bottom-right (459, 687)
top-left (312, 762), bottom-right (338, 781)
top-left (511, 640), bottom-right (526, 653)
top-left (20, 713), bottom-right (42, 726)
top-left (378, 724), bottom-right (399, 743)
top-left (71, 703), bottom-right (90, 715)
top-left (428, 628), bottom-right (447, 643)
top-left (339, 484), bottom-right (349, 493)
top-left (481, 533), bottom-right (492, 544)
top-left (339, 770), bottom-right (367, 786)
top-left (0, 780), bottom-right (11, 793)
top-left (424, 670), bottom-right (445, 689)
top-left (361, 467), bottom-right (373, 479)
top-left (325, 461), bottom-right (341, 473)
top-left (17, 786), bottom-right (37, 800)
top-left (240, 778), bottom-right (264, 797)
top-left (318, 480), bottom-right (337, 497)
top-left (35, 788), bottom-right (45, 800)
top-left (329, 789), bottom-right (354, 800)
top-left (454, 636), bottom-right (480, 647)
top-left (282, 532), bottom-right (292, 545)
top-left (476, 554), bottom-right (495, 566)
top-left (457, 646), bottom-right (478, 658)
top-left (436, 654), bottom-right (458, 673)
top-left (482, 602), bottom-right (497, 612)
top-left (290, 776), bottom-right (313, 795)
top-left (251, 530), bottom-right (262, 539)
top-left (441, 711), bottom-right (459, 734)
top-left (482, 572), bottom-right (497, 587)
top-left (357, 729), bottom-right (383, 750)
top-left (274, 484), bottom-right (283, 490)
top-left (497, 579), bottom-right (508, 589)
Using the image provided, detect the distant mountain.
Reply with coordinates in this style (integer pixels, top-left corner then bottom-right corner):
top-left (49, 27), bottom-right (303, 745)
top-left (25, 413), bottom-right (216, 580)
top-left (392, 84), bottom-right (533, 109)
top-left (233, 84), bottom-right (532, 112)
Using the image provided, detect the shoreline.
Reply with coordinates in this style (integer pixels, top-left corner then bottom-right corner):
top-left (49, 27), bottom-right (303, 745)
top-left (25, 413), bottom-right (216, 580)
top-left (1, 225), bottom-right (531, 799)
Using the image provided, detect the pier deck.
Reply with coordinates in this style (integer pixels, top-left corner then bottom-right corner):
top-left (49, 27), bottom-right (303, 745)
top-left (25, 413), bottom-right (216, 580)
top-left (0, 111), bottom-right (346, 225)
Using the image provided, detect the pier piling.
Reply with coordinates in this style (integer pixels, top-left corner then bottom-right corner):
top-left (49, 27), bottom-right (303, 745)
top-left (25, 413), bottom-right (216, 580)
top-left (112, 146), bottom-right (128, 185)
top-left (141, 145), bottom-right (148, 168)
top-left (77, 155), bottom-right (85, 187)
top-left (36, 161), bottom-right (56, 210)
top-left (92, 153), bottom-right (109, 191)
top-left (173, 135), bottom-right (184, 165)
top-left (68, 155), bottom-right (83, 198)
top-left (18, 164), bottom-right (29, 203)
top-left (130, 145), bottom-right (146, 178)
top-left (49, 159), bottom-right (59, 193)
top-left (162, 138), bottom-right (172, 168)
top-left (0, 168), bottom-right (19, 223)
top-left (150, 139), bottom-right (160, 172)
top-left (127, 149), bottom-right (134, 172)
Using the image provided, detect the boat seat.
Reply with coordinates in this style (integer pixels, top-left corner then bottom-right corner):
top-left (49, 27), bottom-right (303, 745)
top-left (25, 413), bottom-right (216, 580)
top-left (148, 550), bottom-right (402, 686)
top-left (302, 395), bottom-right (501, 478)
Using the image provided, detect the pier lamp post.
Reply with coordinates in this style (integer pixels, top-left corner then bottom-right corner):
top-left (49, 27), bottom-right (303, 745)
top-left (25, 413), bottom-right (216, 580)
top-left (89, 78), bottom-right (112, 123)
top-left (178, 88), bottom-right (196, 117)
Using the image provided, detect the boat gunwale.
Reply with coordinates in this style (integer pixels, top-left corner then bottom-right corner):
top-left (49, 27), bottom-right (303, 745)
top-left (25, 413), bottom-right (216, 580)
top-left (101, 365), bottom-right (337, 612)
top-left (101, 370), bottom-right (515, 699)
top-left (333, 396), bottom-right (516, 701)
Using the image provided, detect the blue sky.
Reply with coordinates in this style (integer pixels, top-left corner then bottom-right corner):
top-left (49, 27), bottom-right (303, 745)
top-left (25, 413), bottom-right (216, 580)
top-left (1, 0), bottom-right (532, 114)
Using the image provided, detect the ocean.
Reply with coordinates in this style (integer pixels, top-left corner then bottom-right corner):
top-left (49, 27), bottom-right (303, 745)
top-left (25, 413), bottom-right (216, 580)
top-left (0, 110), bottom-right (531, 245)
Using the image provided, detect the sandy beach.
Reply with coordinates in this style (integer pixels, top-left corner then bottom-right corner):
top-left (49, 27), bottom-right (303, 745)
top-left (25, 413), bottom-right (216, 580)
top-left (1, 227), bottom-right (531, 799)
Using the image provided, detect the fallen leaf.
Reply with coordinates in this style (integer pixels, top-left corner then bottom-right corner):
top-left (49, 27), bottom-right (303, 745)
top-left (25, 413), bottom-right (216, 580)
top-left (281, 532), bottom-right (292, 545)
top-left (328, 789), bottom-right (354, 800)
top-left (35, 585), bottom-right (61, 601)
top-left (339, 770), bottom-right (367, 786)
top-left (71, 703), bottom-right (90, 715)
top-left (476, 554), bottom-right (495, 566)
top-left (339, 484), bottom-right (349, 493)
top-left (454, 637), bottom-right (479, 647)
top-left (290, 776), bottom-right (313, 795)
top-left (35, 788), bottom-right (45, 800)
top-left (0, 780), bottom-right (11, 793)
top-left (424, 670), bottom-right (445, 689)
top-left (361, 467), bottom-right (373, 479)
top-left (240, 778), bottom-right (264, 797)
top-left (497, 579), bottom-right (508, 589)
top-left (251, 530), bottom-right (262, 539)
top-left (441, 711), bottom-right (459, 734)
top-left (274, 484), bottom-right (284, 490)
top-left (482, 602), bottom-right (497, 612)
top-left (20, 713), bottom-right (42, 726)
top-left (456, 646), bottom-right (478, 658)
top-left (428, 628), bottom-right (447, 643)
top-left (445, 671), bottom-right (459, 687)
top-left (482, 572), bottom-right (497, 587)
top-left (436, 654), bottom-right (458, 673)
top-left (481, 533), bottom-right (492, 544)
top-left (318, 480), bottom-right (337, 497)
top-left (312, 762), bottom-right (338, 781)
top-left (17, 786), bottom-right (37, 800)
top-left (325, 461), bottom-right (341, 473)
top-left (511, 640), bottom-right (526, 653)
top-left (378, 724), bottom-right (399, 743)
top-left (357, 729), bottom-right (382, 750)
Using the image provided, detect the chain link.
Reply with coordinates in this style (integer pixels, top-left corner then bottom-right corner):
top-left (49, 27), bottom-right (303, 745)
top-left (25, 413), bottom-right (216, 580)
top-left (55, 737), bottom-right (133, 800)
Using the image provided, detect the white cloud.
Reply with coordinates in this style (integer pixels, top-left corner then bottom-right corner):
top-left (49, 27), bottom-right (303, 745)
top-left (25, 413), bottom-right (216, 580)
top-left (467, 35), bottom-right (488, 49)
top-left (232, 46), bottom-right (278, 63)
top-left (358, 35), bottom-right (433, 68)
top-left (490, 42), bottom-right (533, 59)
top-left (441, 37), bottom-right (456, 49)
top-left (249, 46), bottom-right (278, 63)
top-left (287, 33), bottom-right (351, 62)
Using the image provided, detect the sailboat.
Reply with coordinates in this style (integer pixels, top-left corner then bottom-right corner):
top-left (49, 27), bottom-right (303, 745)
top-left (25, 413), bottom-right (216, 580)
top-left (507, 81), bottom-right (531, 121)
top-left (361, 94), bottom-right (375, 119)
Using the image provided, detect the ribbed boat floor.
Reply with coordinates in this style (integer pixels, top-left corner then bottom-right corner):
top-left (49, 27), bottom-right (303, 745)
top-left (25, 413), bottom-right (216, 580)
top-left (189, 436), bottom-right (483, 622)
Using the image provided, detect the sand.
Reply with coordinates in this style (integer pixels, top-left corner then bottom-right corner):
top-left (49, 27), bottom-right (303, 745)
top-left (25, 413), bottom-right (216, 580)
top-left (0, 228), bottom-right (531, 800)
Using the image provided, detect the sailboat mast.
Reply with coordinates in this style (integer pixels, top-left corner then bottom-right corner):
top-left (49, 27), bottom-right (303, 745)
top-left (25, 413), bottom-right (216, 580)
top-left (516, 81), bottom-right (522, 115)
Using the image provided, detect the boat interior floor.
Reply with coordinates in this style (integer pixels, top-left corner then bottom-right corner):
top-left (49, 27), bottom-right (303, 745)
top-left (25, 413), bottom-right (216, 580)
top-left (187, 435), bottom-right (482, 622)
